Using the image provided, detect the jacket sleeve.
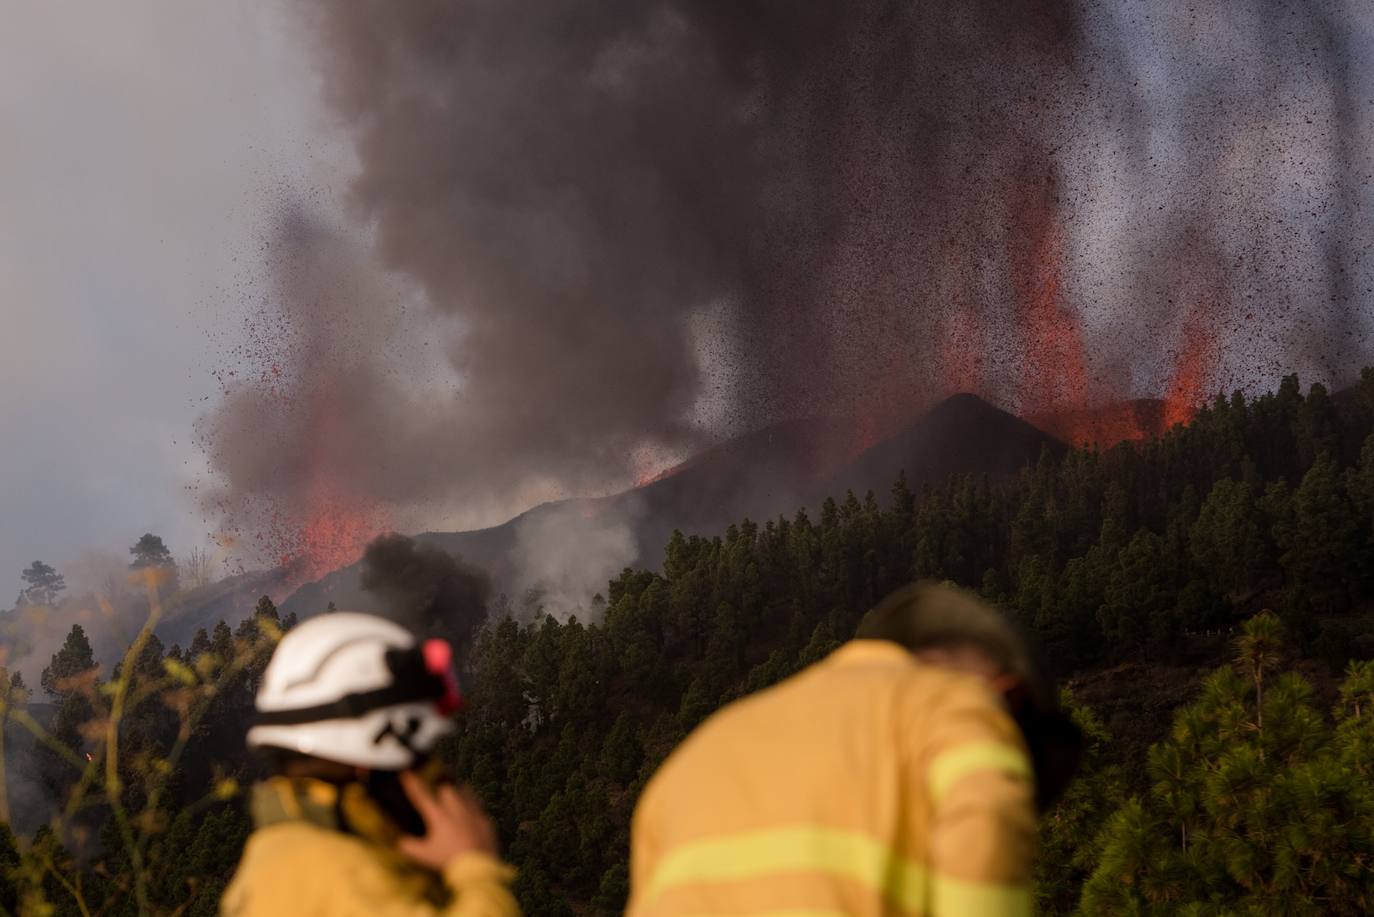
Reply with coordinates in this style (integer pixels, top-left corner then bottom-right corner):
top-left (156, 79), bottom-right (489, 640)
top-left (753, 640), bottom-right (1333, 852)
top-left (329, 848), bottom-right (520, 917)
top-left (915, 676), bottom-right (1037, 917)
top-left (437, 852), bottom-right (522, 917)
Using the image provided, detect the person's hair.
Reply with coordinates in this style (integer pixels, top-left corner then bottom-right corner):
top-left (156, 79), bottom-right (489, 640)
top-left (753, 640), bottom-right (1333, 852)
top-left (856, 581), bottom-right (1083, 810)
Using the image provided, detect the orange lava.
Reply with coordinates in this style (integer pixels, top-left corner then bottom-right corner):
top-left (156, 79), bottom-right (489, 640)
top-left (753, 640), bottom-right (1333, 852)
top-left (291, 486), bottom-right (387, 584)
top-left (1163, 314), bottom-right (1215, 429)
top-left (998, 171), bottom-right (1219, 449)
top-left (1027, 400), bottom-right (1166, 448)
top-left (1006, 170), bottom-right (1097, 443)
top-left (268, 380), bottom-right (391, 589)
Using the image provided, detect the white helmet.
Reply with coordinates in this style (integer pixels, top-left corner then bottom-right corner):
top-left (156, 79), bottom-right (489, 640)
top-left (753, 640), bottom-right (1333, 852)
top-left (246, 612), bottom-right (462, 770)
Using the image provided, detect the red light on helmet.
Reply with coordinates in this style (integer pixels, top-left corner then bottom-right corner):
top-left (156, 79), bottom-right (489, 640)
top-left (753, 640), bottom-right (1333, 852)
top-left (423, 638), bottom-right (463, 714)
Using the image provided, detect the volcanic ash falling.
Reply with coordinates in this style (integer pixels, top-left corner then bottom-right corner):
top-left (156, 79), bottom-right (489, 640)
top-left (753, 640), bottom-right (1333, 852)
top-left (199, 0), bottom-right (1373, 574)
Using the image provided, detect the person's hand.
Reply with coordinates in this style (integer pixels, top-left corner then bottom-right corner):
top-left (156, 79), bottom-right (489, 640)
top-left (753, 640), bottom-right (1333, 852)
top-left (395, 770), bottom-right (499, 870)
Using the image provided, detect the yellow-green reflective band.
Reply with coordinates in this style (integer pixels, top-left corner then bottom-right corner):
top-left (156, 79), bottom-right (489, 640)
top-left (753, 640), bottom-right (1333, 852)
top-left (927, 742), bottom-right (1032, 803)
top-left (931, 874), bottom-right (1033, 917)
top-left (644, 827), bottom-right (927, 911)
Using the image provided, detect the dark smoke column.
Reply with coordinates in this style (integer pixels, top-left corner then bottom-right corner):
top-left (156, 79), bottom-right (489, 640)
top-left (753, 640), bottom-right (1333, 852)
top-left (207, 0), bottom-right (1370, 569)
top-left (285, 0), bottom-right (1079, 481)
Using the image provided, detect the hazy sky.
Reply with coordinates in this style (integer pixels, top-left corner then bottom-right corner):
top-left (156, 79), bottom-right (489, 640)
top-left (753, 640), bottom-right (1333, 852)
top-left (0, 2), bottom-right (344, 599)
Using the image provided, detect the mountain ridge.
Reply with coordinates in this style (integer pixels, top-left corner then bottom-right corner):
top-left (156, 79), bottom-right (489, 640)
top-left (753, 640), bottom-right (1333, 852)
top-left (273, 393), bottom-right (1060, 623)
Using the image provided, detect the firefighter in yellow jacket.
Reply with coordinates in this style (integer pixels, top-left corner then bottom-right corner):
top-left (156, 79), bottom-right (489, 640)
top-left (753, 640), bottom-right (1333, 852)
top-left (222, 612), bottom-right (520, 917)
top-left (628, 582), bottom-right (1083, 916)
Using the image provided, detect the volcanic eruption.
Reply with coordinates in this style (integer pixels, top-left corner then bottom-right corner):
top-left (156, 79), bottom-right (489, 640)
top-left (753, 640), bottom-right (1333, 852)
top-left (200, 0), bottom-right (1372, 582)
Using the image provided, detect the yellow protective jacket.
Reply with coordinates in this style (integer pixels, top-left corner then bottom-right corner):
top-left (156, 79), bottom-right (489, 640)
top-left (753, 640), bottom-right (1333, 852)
top-left (628, 640), bottom-right (1037, 916)
top-left (221, 778), bottom-right (520, 917)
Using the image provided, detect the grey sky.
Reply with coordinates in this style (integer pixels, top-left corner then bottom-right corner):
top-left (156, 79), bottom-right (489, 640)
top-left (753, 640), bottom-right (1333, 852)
top-left (0, 2), bottom-right (342, 598)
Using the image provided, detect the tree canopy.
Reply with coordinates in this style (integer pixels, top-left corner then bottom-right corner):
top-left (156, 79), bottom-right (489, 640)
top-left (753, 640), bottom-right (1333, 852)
top-left (129, 534), bottom-right (174, 570)
top-left (4, 372), bottom-right (1374, 913)
top-left (18, 560), bottom-right (66, 607)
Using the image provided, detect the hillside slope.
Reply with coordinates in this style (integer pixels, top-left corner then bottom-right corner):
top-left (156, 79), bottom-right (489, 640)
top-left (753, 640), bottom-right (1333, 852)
top-left (280, 394), bottom-right (1060, 620)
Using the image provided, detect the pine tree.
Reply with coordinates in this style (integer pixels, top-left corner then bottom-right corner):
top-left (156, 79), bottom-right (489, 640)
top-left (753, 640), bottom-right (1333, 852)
top-left (129, 533), bottom-right (174, 569)
top-left (1098, 530), bottom-right (1172, 659)
top-left (0, 667), bottom-right (23, 825)
top-left (130, 532), bottom-right (179, 594)
top-left (1235, 610), bottom-right (1283, 734)
top-left (210, 620), bottom-right (234, 665)
top-left (41, 624), bottom-right (96, 699)
top-left (1278, 453), bottom-right (1359, 615)
top-left (1081, 614), bottom-right (1374, 915)
top-left (37, 626), bottom-right (101, 813)
top-left (188, 626), bottom-right (212, 664)
top-left (1346, 435), bottom-right (1374, 591)
top-left (0, 820), bottom-right (19, 914)
top-left (1034, 695), bottom-right (1124, 914)
top-left (19, 561), bottom-right (66, 607)
top-left (1190, 477), bottom-right (1270, 599)
top-left (1293, 382), bottom-right (1343, 472)
top-left (1335, 660), bottom-right (1374, 784)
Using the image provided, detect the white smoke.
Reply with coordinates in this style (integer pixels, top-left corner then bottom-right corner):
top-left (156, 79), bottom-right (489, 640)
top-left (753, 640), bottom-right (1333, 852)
top-left (509, 495), bottom-right (646, 621)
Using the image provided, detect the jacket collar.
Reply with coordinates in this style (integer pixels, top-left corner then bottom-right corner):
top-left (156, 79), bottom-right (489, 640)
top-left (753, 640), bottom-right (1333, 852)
top-left (251, 777), bottom-right (399, 848)
top-left (825, 639), bottom-right (916, 666)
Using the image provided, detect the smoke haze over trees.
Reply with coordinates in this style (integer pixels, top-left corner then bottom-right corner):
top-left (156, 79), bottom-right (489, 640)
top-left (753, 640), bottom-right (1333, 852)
top-left (0, 533), bottom-right (206, 689)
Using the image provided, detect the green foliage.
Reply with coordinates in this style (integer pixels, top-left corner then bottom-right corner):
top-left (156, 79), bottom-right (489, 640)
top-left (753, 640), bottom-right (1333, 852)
top-left (1190, 478), bottom-right (1272, 599)
top-left (40, 625), bottom-right (95, 699)
top-left (1, 573), bottom-right (286, 916)
top-left (19, 561), bottom-right (66, 607)
top-left (129, 534), bottom-right (174, 570)
top-left (1035, 695), bottom-right (1126, 915)
top-left (1080, 616), bottom-right (1374, 915)
top-left (438, 375), bottom-right (1374, 912)
top-left (1235, 611), bottom-right (1283, 730)
top-left (0, 819), bottom-right (20, 914)
top-left (8, 372), bottom-right (1374, 914)
top-left (1099, 530), bottom-right (1173, 657)
top-left (1279, 453), bottom-right (1361, 618)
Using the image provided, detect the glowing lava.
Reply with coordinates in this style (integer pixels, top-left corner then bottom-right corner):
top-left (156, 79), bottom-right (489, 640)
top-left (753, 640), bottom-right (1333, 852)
top-left (1163, 312), bottom-right (1216, 430)
top-left (1027, 400), bottom-right (1165, 449)
top-left (291, 484), bottom-right (389, 584)
top-left (214, 362), bottom-right (392, 588)
top-left (272, 377), bottom-right (393, 586)
top-left (994, 172), bottom-right (1222, 449)
top-left (1006, 171), bottom-right (1098, 442)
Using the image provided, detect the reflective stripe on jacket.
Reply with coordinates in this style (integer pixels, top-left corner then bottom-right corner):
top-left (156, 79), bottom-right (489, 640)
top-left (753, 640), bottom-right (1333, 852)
top-left (628, 640), bottom-right (1036, 916)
